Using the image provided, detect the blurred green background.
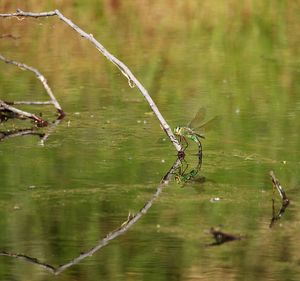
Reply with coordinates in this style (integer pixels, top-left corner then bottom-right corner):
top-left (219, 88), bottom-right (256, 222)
top-left (1, 1), bottom-right (300, 280)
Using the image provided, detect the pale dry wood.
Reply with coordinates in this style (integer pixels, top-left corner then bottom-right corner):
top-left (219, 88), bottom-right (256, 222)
top-left (0, 100), bottom-right (47, 125)
top-left (0, 9), bottom-right (182, 152)
top-left (0, 54), bottom-right (64, 116)
top-left (6, 101), bottom-right (53, 105)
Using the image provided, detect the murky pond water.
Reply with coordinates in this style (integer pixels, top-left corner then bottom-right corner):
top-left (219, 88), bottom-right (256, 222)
top-left (1, 1), bottom-right (300, 280)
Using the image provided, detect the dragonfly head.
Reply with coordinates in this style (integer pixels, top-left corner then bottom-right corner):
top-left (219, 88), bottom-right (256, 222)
top-left (174, 126), bottom-right (182, 136)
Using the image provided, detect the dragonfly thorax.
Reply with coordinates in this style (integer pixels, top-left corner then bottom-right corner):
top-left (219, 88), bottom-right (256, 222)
top-left (174, 126), bottom-right (194, 136)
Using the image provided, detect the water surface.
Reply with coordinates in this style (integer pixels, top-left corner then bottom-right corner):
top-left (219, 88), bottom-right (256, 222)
top-left (1, 1), bottom-right (300, 280)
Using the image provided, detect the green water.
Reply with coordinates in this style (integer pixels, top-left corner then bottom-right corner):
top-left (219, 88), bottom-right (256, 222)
top-left (1, 1), bottom-right (300, 280)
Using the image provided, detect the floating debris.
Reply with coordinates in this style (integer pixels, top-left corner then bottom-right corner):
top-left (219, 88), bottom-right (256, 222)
top-left (210, 197), bottom-right (221, 203)
top-left (207, 228), bottom-right (242, 246)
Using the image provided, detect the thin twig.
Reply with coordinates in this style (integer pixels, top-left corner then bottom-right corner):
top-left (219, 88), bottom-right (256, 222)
top-left (0, 54), bottom-right (64, 116)
top-left (5, 101), bottom-right (53, 105)
top-left (0, 9), bottom-right (181, 152)
top-left (0, 100), bottom-right (47, 125)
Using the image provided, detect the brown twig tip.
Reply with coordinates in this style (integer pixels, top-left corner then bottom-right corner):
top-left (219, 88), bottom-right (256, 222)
top-left (269, 170), bottom-right (289, 203)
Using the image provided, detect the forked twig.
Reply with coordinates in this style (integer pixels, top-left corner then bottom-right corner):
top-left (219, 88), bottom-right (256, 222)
top-left (0, 54), bottom-right (64, 116)
top-left (0, 100), bottom-right (47, 125)
top-left (0, 9), bottom-right (181, 152)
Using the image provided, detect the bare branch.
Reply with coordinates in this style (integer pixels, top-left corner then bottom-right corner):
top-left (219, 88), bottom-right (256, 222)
top-left (5, 101), bottom-right (53, 105)
top-left (0, 100), bottom-right (47, 125)
top-left (0, 54), bottom-right (64, 116)
top-left (0, 9), bottom-right (56, 17)
top-left (0, 9), bottom-right (181, 152)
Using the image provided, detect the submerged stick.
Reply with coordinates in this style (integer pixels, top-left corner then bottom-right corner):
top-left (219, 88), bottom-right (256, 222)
top-left (0, 9), bottom-right (182, 152)
top-left (0, 54), bottom-right (64, 116)
top-left (269, 171), bottom-right (289, 203)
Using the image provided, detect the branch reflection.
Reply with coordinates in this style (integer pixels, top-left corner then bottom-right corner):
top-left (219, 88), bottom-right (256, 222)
top-left (0, 156), bottom-right (183, 275)
top-left (0, 116), bottom-right (64, 144)
top-left (269, 199), bottom-right (290, 228)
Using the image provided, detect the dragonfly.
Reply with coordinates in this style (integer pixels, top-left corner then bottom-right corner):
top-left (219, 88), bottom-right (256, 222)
top-left (173, 146), bottom-right (203, 186)
top-left (174, 107), bottom-right (218, 151)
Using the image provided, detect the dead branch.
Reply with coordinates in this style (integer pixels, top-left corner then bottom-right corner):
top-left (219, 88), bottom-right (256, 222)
top-left (0, 9), bottom-right (182, 152)
top-left (5, 101), bottom-right (53, 105)
top-left (0, 54), bottom-right (64, 116)
top-left (0, 100), bottom-right (48, 125)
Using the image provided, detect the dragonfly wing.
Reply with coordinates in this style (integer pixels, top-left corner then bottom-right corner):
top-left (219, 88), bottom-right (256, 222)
top-left (187, 107), bottom-right (206, 129)
top-left (195, 115), bottom-right (220, 133)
